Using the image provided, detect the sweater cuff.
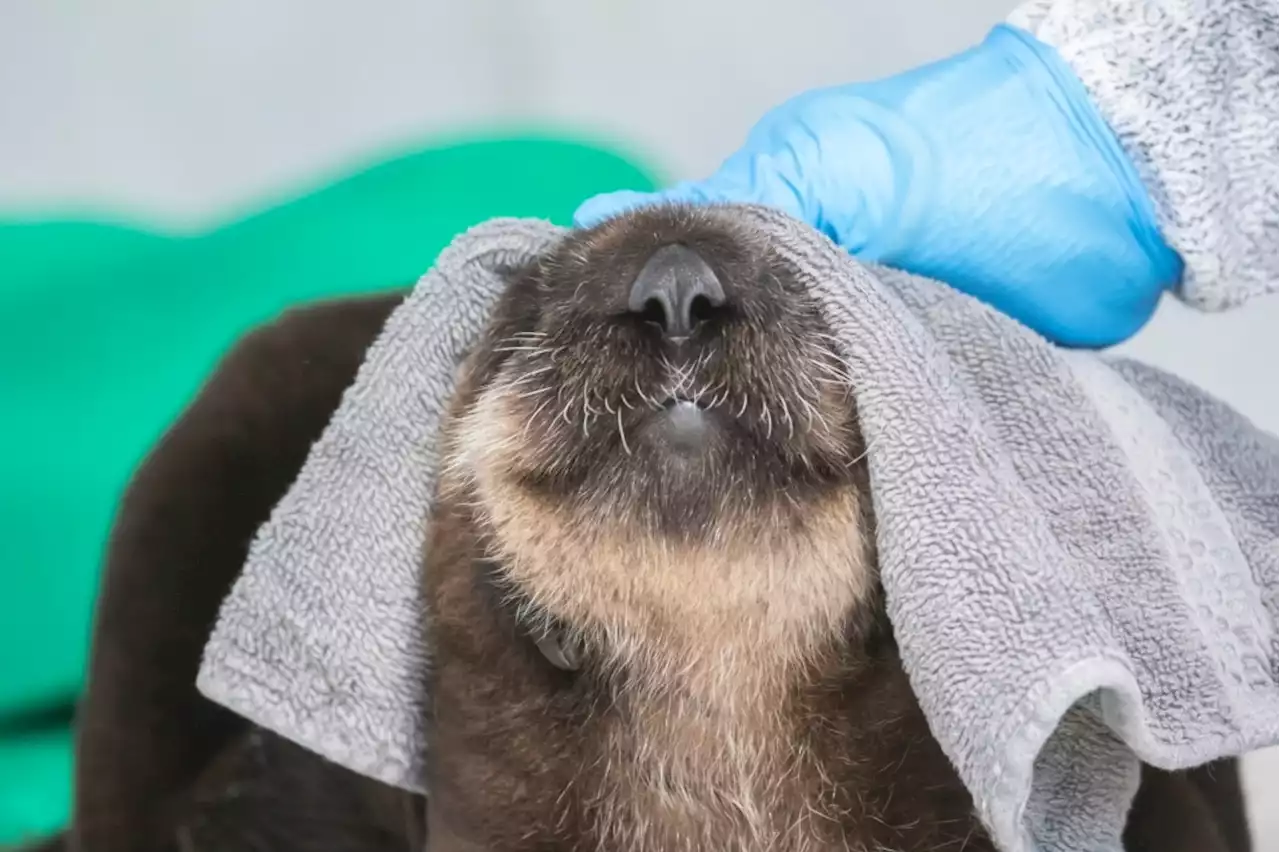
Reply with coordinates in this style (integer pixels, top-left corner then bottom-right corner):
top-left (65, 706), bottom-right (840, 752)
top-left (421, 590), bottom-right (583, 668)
top-left (1007, 0), bottom-right (1279, 311)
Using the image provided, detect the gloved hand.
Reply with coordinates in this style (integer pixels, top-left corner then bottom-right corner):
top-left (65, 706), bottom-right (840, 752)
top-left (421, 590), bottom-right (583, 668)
top-left (574, 24), bottom-right (1184, 349)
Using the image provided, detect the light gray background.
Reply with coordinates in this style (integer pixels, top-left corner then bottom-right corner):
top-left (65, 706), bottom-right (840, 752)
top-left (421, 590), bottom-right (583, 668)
top-left (1, 0), bottom-right (1275, 846)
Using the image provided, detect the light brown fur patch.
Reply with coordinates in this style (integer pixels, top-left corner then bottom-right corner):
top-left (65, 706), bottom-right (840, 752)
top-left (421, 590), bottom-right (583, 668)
top-left (441, 379), bottom-right (874, 851)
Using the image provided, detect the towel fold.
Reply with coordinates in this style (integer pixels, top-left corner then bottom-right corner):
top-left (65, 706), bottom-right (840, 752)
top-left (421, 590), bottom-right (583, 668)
top-left (196, 206), bottom-right (1277, 852)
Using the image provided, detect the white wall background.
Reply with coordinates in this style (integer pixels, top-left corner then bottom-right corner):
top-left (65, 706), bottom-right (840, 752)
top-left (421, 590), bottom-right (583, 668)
top-left (1, 0), bottom-right (1275, 846)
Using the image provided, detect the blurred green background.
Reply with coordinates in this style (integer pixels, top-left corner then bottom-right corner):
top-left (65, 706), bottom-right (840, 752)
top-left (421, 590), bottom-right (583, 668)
top-left (0, 132), bottom-right (659, 845)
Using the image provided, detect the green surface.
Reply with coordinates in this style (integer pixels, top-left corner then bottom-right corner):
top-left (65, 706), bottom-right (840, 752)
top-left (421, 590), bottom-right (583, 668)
top-left (0, 729), bottom-right (73, 848)
top-left (0, 133), bottom-right (658, 842)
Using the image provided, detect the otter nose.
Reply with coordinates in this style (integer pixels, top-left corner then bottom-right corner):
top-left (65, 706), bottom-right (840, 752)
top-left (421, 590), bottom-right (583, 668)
top-left (628, 245), bottom-right (727, 340)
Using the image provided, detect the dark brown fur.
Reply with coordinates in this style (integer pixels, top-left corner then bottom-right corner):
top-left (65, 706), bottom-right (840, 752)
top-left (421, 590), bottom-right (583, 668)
top-left (69, 291), bottom-right (419, 852)
top-left (64, 209), bottom-right (1251, 852)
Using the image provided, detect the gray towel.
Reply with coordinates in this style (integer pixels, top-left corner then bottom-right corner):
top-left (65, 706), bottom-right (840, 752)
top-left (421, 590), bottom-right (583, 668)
top-left (196, 206), bottom-right (1278, 852)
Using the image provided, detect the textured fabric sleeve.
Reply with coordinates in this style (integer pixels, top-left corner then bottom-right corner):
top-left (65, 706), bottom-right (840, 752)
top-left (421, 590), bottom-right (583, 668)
top-left (1008, 0), bottom-right (1279, 311)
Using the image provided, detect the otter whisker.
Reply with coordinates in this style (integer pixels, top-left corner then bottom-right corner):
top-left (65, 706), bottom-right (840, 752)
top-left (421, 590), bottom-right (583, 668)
top-left (844, 434), bottom-right (880, 469)
top-left (793, 394), bottom-right (818, 431)
top-left (811, 330), bottom-right (846, 349)
top-left (807, 359), bottom-right (849, 384)
top-left (690, 381), bottom-right (713, 405)
top-left (659, 354), bottom-right (677, 389)
top-left (515, 385), bottom-right (554, 401)
top-left (761, 399), bottom-right (773, 440)
top-left (526, 395), bottom-right (556, 433)
top-left (506, 370), bottom-right (547, 386)
top-left (796, 365), bottom-right (823, 398)
top-left (665, 356), bottom-right (697, 398)
top-left (737, 394), bottom-right (750, 418)
top-left (780, 398), bottom-right (795, 440)
top-left (616, 406), bottom-right (632, 456)
top-left (633, 377), bottom-right (655, 409)
top-left (553, 775), bottom-right (577, 829)
top-left (504, 375), bottom-right (539, 392)
top-left (494, 345), bottom-right (546, 355)
top-left (497, 332), bottom-right (546, 348)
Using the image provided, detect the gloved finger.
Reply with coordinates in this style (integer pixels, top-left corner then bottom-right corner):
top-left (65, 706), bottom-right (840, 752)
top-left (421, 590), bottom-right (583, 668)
top-left (572, 189), bottom-right (667, 228)
top-left (573, 180), bottom-right (729, 228)
top-left (571, 145), bottom-right (820, 227)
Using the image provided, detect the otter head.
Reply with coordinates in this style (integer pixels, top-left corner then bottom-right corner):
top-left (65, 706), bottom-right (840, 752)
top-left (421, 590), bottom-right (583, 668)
top-left (424, 206), bottom-right (902, 852)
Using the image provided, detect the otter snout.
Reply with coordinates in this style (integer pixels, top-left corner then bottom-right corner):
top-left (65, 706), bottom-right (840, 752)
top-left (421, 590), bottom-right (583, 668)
top-left (627, 244), bottom-right (728, 342)
top-left (451, 205), bottom-right (869, 535)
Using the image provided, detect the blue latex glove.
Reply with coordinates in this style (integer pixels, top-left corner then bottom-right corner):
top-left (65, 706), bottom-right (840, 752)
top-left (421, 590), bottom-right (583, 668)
top-left (574, 24), bottom-right (1183, 349)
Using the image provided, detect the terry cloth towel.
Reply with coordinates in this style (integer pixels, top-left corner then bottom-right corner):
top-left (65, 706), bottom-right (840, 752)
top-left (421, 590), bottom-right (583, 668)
top-left (196, 206), bottom-right (1278, 852)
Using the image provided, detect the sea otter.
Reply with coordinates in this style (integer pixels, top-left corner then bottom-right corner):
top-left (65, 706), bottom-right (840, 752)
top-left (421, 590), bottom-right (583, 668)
top-left (53, 206), bottom-right (1250, 852)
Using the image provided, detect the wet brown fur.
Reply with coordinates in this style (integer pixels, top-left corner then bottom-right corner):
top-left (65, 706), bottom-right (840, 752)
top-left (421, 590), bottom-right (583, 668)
top-left (62, 208), bottom-right (1250, 852)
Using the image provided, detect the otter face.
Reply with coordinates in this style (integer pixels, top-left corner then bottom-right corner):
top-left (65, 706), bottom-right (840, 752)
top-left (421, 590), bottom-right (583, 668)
top-left (453, 207), bottom-right (865, 535)
top-left (443, 205), bottom-right (875, 684)
top-left (424, 207), bottom-right (960, 852)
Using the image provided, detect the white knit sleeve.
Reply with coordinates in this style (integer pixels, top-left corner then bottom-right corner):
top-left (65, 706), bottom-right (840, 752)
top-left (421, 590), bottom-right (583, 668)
top-left (1008, 0), bottom-right (1279, 311)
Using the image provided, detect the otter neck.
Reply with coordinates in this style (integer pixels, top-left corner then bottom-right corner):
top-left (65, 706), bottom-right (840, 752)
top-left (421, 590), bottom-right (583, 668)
top-left (472, 477), bottom-right (872, 850)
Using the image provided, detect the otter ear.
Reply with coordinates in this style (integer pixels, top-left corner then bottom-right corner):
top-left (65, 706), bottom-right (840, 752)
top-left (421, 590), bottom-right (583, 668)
top-left (534, 629), bottom-right (583, 672)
